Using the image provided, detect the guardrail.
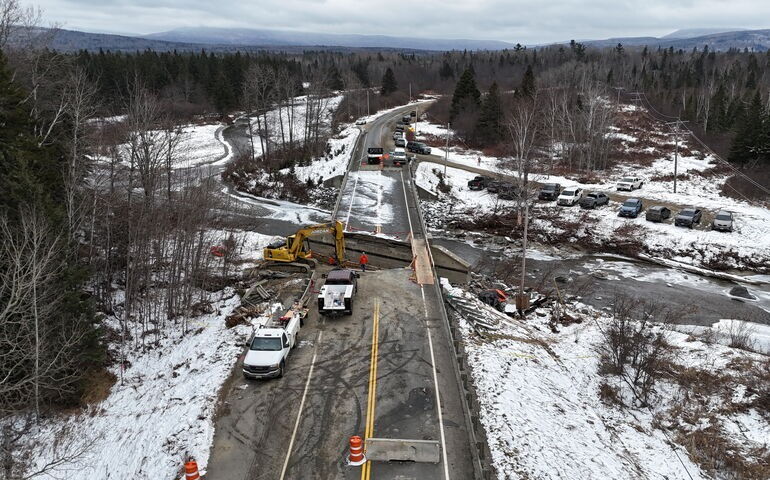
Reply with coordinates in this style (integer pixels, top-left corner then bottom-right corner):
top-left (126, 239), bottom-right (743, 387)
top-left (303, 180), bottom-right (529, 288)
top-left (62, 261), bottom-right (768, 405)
top-left (331, 129), bottom-right (367, 220)
top-left (406, 162), bottom-right (495, 480)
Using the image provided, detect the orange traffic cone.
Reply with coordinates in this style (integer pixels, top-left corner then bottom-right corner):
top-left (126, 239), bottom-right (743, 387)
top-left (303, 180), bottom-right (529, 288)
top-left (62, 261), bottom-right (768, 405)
top-left (348, 435), bottom-right (366, 466)
top-left (185, 460), bottom-right (201, 480)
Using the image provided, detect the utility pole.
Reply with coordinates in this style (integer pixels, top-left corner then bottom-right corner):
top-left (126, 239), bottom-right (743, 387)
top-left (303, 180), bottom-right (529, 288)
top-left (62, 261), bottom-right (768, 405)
top-left (366, 89), bottom-right (370, 116)
top-left (665, 120), bottom-right (688, 193)
top-left (444, 122), bottom-right (450, 177)
top-left (613, 86), bottom-right (625, 111)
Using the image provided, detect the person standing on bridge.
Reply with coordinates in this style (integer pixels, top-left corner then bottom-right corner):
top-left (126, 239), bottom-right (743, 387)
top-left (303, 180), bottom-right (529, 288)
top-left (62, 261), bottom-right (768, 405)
top-left (359, 252), bottom-right (369, 272)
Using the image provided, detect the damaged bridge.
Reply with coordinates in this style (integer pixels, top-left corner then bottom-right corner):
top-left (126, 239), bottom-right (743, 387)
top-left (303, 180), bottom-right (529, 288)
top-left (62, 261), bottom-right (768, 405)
top-left (307, 231), bottom-right (471, 284)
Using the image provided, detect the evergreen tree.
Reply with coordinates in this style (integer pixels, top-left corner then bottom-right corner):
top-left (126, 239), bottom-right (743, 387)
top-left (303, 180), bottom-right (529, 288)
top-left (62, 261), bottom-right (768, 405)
top-left (450, 68), bottom-right (481, 119)
top-left (475, 82), bottom-right (503, 145)
top-left (728, 91), bottom-right (765, 165)
top-left (439, 61), bottom-right (454, 79)
top-left (328, 64), bottom-right (344, 91)
top-left (518, 64), bottom-right (536, 98)
top-left (380, 67), bottom-right (397, 96)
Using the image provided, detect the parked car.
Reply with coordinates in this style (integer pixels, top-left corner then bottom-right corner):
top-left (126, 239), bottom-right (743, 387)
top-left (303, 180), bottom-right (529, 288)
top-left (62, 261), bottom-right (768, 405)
top-left (538, 183), bottom-right (561, 201)
top-left (355, 119), bottom-right (367, 125)
top-left (486, 181), bottom-right (506, 194)
top-left (498, 184), bottom-right (519, 200)
top-left (468, 176), bottom-right (491, 190)
top-left (395, 137), bottom-right (406, 148)
top-left (645, 206), bottom-right (671, 222)
top-left (674, 207), bottom-right (703, 228)
top-left (557, 187), bottom-right (583, 206)
top-left (618, 198), bottom-right (643, 218)
top-left (406, 141), bottom-right (431, 154)
top-left (579, 192), bottom-right (609, 209)
top-left (395, 125), bottom-right (405, 132)
top-left (712, 210), bottom-right (734, 232)
top-left (392, 131), bottom-right (402, 141)
top-left (402, 115), bottom-right (411, 123)
top-left (616, 176), bottom-right (644, 191)
top-left (410, 110), bottom-right (417, 117)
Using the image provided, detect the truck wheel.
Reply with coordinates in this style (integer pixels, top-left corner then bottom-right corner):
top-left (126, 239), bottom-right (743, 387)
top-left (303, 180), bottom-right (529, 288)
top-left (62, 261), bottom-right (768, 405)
top-left (278, 361), bottom-right (285, 378)
top-left (346, 299), bottom-right (354, 316)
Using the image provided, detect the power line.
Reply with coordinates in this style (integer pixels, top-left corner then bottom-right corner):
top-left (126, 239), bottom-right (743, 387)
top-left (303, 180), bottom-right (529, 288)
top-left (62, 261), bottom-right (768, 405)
top-left (636, 93), bottom-right (770, 195)
top-left (630, 92), bottom-right (770, 200)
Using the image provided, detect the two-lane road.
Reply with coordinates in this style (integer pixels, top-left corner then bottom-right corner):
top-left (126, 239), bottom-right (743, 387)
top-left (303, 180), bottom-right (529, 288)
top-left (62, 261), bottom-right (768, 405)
top-left (206, 102), bottom-right (477, 480)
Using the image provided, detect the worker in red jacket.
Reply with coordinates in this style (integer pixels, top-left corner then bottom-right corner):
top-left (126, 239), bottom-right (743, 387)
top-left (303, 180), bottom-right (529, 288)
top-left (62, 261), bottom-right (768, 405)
top-left (359, 252), bottom-right (369, 272)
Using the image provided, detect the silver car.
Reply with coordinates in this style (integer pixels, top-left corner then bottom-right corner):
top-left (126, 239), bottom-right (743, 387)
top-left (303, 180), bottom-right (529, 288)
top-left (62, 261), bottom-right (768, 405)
top-left (712, 210), bottom-right (734, 232)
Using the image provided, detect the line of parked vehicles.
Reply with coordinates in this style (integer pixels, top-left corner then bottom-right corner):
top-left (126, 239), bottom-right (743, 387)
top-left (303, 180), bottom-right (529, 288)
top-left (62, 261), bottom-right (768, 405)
top-left (466, 174), bottom-right (735, 232)
top-left (369, 110), bottom-right (430, 167)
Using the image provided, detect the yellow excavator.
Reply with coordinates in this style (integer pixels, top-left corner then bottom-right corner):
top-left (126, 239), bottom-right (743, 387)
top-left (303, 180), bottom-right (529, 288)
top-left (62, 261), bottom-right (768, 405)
top-left (263, 220), bottom-right (346, 265)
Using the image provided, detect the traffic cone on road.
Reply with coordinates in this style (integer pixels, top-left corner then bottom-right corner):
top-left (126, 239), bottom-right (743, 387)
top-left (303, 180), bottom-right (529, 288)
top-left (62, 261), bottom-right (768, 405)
top-left (348, 435), bottom-right (367, 466)
top-left (184, 460), bottom-right (201, 480)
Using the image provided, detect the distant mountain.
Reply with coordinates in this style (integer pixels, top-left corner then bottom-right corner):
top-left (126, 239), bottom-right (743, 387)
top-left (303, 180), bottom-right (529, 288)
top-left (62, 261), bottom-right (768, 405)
top-left (11, 27), bottom-right (436, 53)
top-left (579, 28), bottom-right (770, 51)
top-left (662, 28), bottom-right (747, 39)
top-left (144, 27), bottom-right (517, 51)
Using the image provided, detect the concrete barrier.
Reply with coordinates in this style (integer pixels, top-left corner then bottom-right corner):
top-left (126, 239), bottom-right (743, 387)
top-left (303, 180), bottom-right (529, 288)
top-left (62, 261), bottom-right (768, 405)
top-left (364, 438), bottom-right (441, 464)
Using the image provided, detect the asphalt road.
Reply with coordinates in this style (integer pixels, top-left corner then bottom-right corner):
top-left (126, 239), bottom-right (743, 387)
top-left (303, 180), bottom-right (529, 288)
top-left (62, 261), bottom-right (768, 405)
top-left (207, 104), bottom-right (476, 480)
top-left (335, 105), bottom-right (422, 239)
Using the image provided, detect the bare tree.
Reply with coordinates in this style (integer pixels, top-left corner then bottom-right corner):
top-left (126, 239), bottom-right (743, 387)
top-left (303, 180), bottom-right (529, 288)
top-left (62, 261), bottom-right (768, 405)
top-left (505, 93), bottom-right (541, 311)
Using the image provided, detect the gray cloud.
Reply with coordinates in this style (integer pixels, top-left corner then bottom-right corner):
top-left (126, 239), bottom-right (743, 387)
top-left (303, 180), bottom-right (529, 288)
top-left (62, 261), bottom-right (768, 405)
top-left (33, 0), bottom-right (770, 44)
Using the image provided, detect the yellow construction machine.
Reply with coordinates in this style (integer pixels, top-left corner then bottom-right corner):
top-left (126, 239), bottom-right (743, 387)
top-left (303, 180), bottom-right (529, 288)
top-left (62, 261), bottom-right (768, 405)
top-left (263, 220), bottom-right (346, 265)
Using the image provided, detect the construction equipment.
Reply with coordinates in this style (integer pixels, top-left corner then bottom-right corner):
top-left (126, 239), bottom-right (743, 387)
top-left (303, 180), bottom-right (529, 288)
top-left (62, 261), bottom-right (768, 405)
top-left (263, 221), bottom-right (346, 265)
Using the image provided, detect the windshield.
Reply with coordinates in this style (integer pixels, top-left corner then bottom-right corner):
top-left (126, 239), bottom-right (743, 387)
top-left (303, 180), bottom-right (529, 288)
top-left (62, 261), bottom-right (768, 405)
top-left (680, 209), bottom-right (695, 216)
top-left (563, 190), bottom-right (575, 196)
top-left (587, 193), bottom-right (598, 199)
top-left (716, 214), bottom-right (732, 221)
top-left (622, 200), bottom-right (638, 207)
top-left (543, 184), bottom-right (557, 191)
top-left (620, 177), bottom-right (634, 182)
top-left (250, 337), bottom-right (282, 351)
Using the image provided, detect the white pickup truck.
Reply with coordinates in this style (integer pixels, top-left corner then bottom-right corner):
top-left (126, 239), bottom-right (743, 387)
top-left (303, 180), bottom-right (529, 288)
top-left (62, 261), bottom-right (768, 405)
top-left (318, 269), bottom-right (358, 315)
top-left (242, 312), bottom-right (301, 379)
top-left (616, 176), bottom-right (644, 191)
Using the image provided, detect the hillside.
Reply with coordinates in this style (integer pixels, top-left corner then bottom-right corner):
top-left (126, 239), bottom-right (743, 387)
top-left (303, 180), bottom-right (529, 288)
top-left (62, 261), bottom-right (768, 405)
top-left (144, 26), bottom-right (516, 51)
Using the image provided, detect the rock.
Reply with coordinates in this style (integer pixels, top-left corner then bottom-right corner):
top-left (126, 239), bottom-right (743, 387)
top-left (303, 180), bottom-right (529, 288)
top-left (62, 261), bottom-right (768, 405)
top-left (555, 275), bottom-right (571, 284)
top-left (729, 285), bottom-right (756, 300)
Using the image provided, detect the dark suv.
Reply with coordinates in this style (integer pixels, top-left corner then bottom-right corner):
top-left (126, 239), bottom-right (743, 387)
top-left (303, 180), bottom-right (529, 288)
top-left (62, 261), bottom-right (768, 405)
top-left (618, 198), bottom-right (643, 218)
top-left (468, 176), bottom-right (491, 190)
top-left (406, 141), bottom-right (431, 154)
top-left (646, 206), bottom-right (671, 222)
top-left (498, 184), bottom-right (520, 200)
top-left (538, 183), bottom-right (561, 201)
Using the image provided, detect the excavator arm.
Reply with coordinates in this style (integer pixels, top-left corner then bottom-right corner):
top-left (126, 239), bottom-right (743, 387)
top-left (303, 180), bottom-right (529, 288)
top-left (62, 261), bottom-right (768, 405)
top-left (263, 221), bottom-right (346, 264)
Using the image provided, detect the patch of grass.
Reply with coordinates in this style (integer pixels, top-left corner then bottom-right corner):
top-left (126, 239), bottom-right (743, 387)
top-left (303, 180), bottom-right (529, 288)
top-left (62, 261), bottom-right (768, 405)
top-left (79, 368), bottom-right (117, 405)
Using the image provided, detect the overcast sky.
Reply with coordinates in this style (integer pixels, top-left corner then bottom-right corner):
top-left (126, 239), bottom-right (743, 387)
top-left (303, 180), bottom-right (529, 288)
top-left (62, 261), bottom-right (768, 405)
top-left (33, 0), bottom-right (770, 44)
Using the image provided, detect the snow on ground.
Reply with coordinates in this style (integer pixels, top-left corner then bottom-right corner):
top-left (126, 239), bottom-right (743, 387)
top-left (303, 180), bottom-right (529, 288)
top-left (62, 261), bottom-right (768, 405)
top-left (174, 124), bottom-right (229, 168)
top-left (224, 187), bottom-right (331, 225)
top-left (23, 293), bottom-right (259, 480)
top-left (416, 114), bottom-right (770, 272)
top-left (289, 123), bottom-right (360, 183)
top-left (249, 95), bottom-right (343, 147)
top-left (444, 282), bottom-right (769, 480)
top-left (339, 171), bottom-right (397, 229)
top-left (19, 231), bottom-right (280, 480)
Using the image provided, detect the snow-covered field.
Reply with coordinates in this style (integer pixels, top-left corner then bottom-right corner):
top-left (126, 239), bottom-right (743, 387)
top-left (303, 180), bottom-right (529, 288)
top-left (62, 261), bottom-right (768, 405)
top-left (17, 230), bottom-right (279, 480)
top-left (444, 282), bottom-right (770, 480)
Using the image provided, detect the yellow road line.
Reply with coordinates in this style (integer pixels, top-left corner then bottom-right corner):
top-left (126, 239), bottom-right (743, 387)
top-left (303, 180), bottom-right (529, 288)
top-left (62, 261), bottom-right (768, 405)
top-left (361, 299), bottom-right (380, 480)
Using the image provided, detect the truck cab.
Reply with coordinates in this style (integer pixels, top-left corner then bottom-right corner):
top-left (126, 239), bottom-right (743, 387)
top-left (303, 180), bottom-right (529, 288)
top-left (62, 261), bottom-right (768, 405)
top-left (367, 147), bottom-right (384, 165)
top-left (318, 269), bottom-right (358, 315)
